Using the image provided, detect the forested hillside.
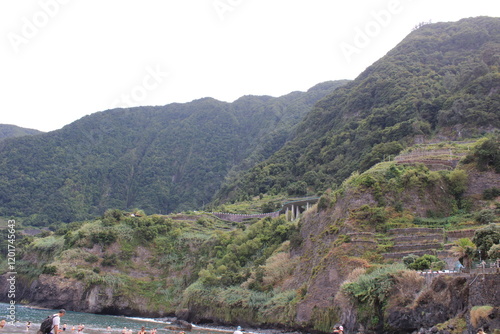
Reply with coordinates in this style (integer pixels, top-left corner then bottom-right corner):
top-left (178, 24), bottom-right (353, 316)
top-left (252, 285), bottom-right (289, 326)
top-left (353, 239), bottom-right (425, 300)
top-left (1, 134), bottom-right (498, 334)
top-left (0, 81), bottom-right (347, 225)
top-left (0, 124), bottom-right (43, 141)
top-left (1, 17), bottom-right (499, 334)
top-left (216, 16), bottom-right (500, 203)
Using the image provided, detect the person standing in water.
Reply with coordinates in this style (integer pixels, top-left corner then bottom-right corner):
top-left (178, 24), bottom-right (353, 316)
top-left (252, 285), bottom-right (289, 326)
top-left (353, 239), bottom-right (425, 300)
top-left (37, 309), bottom-right (65, 334)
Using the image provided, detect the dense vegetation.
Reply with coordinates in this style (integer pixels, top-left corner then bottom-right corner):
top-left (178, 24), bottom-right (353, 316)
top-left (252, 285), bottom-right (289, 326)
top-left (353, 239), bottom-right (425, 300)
top-left (0, 124), bottom-right (43, 141)
top-left (2, 137), bottom-right (498, 331)
top-left (0, 209), bottom-right (301, 320)
top-left (0, 129), bottom-right (498, 333)
top-left (0, 81), bottom-right (347, 225)
top-left (0, 17), bottom-right (499, 333)
top-left (217, 17), bottom-right (500, 202)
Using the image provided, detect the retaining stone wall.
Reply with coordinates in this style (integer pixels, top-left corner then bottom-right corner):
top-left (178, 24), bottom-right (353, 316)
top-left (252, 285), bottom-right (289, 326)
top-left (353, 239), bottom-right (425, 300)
top-left (388, 227), bottom-right (444, 235)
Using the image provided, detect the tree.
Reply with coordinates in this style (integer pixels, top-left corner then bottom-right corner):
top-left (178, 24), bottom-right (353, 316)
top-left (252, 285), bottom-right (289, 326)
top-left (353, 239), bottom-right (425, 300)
top-left (474, 135), bottom-right (500, 172)
top-left (487, 244), bottom-right (500, 260)
top-left (261, 201), bottom-right (278, 213)
top-left (406, 254), bottom-right (444, 271)
top-left (450, 238), bottom-right (476, 270)
top-left (472, 224), bottom-right (500, 259)
top-left (446, 169), bottom-right (468, 197)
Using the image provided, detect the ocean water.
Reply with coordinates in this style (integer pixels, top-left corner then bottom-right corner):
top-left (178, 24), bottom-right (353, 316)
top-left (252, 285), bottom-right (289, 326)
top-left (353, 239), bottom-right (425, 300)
top-left (0, 303), bottom-right (236, 334)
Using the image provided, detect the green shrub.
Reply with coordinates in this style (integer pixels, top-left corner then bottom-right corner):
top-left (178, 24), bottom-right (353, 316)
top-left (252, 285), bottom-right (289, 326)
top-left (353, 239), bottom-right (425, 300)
top-left (475, 210), bottom-right (497, 224)
top-left (85, 254), bottom-right (99, 263)
top-left (261, 201), bottom-right (279, 213)
top-left (196, 218), bottom-right (214, 227)
top-left (31, 236), bottom-right (64, 254)
top-left (136, 225), bottom-right (158, 241)
top-left (473, 135), bottom-right (500, 172)
top-left (42, 265), bottom-right (57, 275)
top-left (341, 264), bottom-right (406, 330)
top-left (446, 169), bottom-right (468, 197)
top-left (487, 244), bottom-right (500, 260)
top-left (430, 260), bottom-right (446, 271)
top-left (407, 254), bottom-right (442, 271)
top-left (103, 209), bottom-right (123, 222)
top-left (102, 254), bottom-right (118, 266)
top-left (483, 187), bottom-right (500, 200)
top-left (402, 254), bottom-right (419, 267)
top-left (472, 224), bottom-right (500, 257)
top-left (91, 230), bottom-right (117, 246)
top-left (317, 195), bottom-right (331, 212)
top-left (289, 227), bottom-right (303, 248)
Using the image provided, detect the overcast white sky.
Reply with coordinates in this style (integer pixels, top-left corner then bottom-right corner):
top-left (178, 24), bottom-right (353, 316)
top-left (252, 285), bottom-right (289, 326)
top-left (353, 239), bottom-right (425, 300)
top-left (1, 0), bottom-right (499, 132)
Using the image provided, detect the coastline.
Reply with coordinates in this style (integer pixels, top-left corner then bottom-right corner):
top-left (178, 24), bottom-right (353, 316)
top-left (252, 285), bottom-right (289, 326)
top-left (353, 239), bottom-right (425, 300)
top-left (0, 303), bottom-right (301, 334)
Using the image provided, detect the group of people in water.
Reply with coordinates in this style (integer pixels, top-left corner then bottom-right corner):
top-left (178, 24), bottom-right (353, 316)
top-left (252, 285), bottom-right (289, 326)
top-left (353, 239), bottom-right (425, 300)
top-left (0, 320), bottom-right (492, 334)
top-left (0, 319), bottom-right (160, 333)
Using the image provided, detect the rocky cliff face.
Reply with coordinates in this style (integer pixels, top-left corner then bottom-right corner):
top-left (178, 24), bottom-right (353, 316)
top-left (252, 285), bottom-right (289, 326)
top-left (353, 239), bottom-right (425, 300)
top-left (276, 162), bottom-right (500, 333)
top-left (386, 274), bottom-right (499, 333)
top-left (0, 273), bottom-right (168, 317)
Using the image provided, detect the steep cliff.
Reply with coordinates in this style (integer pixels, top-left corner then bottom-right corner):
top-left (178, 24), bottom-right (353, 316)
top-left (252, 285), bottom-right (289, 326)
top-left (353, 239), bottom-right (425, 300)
top-left (276, 142), bottom-right (500, 333)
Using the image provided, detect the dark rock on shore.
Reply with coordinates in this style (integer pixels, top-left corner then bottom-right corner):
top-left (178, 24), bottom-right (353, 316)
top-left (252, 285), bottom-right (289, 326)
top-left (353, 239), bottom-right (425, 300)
top-left (165, 319), bottom-right (193, 331)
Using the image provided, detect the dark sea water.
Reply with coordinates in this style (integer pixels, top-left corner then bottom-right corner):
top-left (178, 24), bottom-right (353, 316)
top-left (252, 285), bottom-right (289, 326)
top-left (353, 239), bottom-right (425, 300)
top-left (0, 303), bottom-right (237, 334)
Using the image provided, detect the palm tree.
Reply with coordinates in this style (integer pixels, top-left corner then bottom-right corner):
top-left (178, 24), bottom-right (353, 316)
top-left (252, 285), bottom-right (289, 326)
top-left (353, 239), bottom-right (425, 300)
top-left (450, 238), bottom-right (476, 271)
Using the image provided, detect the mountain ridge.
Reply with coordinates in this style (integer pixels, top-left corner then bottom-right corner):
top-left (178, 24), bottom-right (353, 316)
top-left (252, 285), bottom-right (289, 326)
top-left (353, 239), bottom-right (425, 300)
top-left (216, 16), bottom-right (500, 204)
top-left (0, 80), bottom-right (348, 224)
top-left (0, 124), bottom-right (43, 141)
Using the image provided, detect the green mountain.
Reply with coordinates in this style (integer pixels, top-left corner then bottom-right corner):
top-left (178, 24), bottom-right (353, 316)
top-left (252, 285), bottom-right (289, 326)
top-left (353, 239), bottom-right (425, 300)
top-left (0, 17), bottom-right (499, 334)
top-left (217, 16), bottom-right (500, 203)
top-left (0, 124), bottom-right (43, 141)
top-left (0, 81), bottom-right (348, 225)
